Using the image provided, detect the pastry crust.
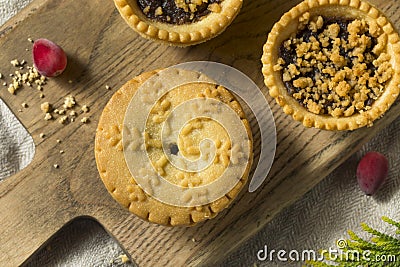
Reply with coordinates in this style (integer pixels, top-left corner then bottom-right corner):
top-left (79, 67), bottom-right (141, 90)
top-left (262, 0), bottom-right (400, 130)
top-left (94, 70), bottom-right (253, 226)
top-left (114, 0), bottom-right (243, 46)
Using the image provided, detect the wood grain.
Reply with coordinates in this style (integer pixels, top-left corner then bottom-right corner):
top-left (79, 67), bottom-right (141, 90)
top-left (0, 0), bottom-right (399, 266)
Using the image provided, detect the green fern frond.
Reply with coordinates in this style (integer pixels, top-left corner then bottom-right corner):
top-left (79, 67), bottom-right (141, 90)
top-left (382, 216), bottom-right (400, 235)
top-left (306, 217), bottom-right (400, 267)
top-left (361, 223), bottom-right (400, 246)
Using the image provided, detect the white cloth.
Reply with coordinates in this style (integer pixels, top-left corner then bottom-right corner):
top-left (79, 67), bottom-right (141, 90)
top-left (1, 1), bottom-right (399, 266)
top-left (0, 0), bottom-right (31, 25)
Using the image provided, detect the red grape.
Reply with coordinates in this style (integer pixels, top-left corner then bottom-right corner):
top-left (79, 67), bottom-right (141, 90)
top-left (32, 38), bottom-right (67, 77)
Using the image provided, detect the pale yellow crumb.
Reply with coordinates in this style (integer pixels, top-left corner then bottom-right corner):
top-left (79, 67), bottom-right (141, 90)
top-left (59, 116), bottom-right (68, 124)
top-left (118, 254), bottom-right (130, 263)
top-left (40, 102), bottom-right (51, 113)
top-left (81, 117), bottom-right (89, 123)
top-left (10, 59), bottom-right (20, 67)
top-left (63, 95), bottom-right (76, 109)
top-left (44, 113), bottom-right (52, 121)
top-left (81, 105), bottom-right (89, 113)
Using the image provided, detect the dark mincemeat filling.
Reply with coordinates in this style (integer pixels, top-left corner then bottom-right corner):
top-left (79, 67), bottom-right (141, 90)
top-left (279, 17), bottom-right (379, 112)
top-left (138, 0), bottom-right (221, 25)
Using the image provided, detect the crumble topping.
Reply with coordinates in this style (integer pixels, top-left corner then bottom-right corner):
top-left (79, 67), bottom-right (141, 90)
top-left (138, 0), bottom-right (222, 25)
top-left (276, 13), bottom-right (393, 117)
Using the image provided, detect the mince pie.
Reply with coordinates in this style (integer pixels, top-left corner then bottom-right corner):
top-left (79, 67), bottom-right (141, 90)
top-left (114, 0), bottom-right (243, 46)
top-left (262, 0), bottom-right (400, 130)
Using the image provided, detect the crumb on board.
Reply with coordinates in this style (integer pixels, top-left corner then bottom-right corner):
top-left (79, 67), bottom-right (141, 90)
top-left (58, 116), bottom-right (68, 124)
top-left (1, 46), bottom-right (91, 134)
top-left (63, 95), bottom-right (76, 109)
top-left (80, 117), bottom-right (89, 124)
top-left (40, 102), bottom-right (51, 113)
top-left (118, 254), bottom-right (130, 263)
top-left (44, 113), bottom-right (52, 121)
top-left (81, 105), bottom-right (89, 113)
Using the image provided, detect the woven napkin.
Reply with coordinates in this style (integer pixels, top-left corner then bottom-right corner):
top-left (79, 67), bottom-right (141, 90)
top-left (1, 1), bottom-right (399, 266)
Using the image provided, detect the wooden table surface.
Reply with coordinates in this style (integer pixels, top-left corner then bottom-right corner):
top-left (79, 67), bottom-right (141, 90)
top-left (0, 0), bottom-right (399, 266)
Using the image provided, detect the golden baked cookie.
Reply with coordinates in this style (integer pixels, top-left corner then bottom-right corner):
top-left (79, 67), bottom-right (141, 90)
top-left (262, 0), bottom-right (400, 130)
top-left (94, 69), bottom-right (253, 226)
top-left (113, 0), bottom-right (243, 46)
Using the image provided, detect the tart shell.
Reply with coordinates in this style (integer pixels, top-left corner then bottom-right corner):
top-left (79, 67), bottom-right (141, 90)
top-left (262, 0), bottom-right (400, 130)
top-left (114, 0), bottom-right (243, 46)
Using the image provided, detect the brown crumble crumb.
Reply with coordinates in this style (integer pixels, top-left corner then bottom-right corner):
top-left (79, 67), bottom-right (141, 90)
top-left (208, 3), bottom-right (221, 13)
top-left (155, 6), bottom-right (163, 16)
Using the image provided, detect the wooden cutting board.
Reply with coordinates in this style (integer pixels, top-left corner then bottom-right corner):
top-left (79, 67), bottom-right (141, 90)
top-left (0, 0), bottom-right (399, 266)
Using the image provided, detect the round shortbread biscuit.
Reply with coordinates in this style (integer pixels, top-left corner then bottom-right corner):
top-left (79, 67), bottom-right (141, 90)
top-left (95, 69), bottom-right (253, 226)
